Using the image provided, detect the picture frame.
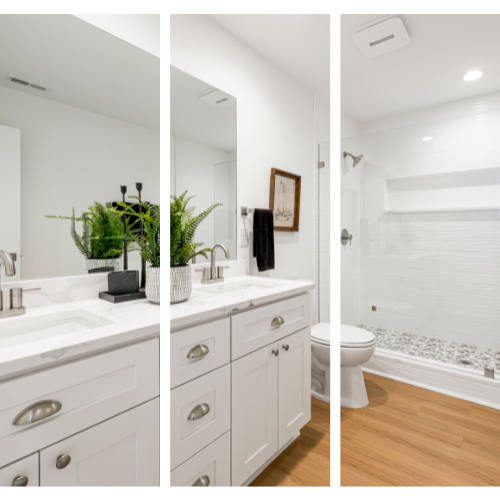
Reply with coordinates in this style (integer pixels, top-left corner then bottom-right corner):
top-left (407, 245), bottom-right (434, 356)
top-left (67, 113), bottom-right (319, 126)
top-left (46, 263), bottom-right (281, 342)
top-left (269, 168), bottom-right (301, 232)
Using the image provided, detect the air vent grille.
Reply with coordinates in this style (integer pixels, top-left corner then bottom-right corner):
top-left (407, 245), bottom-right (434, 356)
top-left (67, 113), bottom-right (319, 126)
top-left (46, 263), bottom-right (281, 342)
top-left (8, 76), bottom-right (48, 92)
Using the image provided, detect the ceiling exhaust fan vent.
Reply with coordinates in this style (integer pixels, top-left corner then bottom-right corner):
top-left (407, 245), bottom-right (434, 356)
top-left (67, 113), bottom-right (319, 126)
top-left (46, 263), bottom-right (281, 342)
top-left (200, 89), bottom-right (236, 109)
top-left (8, 76), bottom-right (48, 91)
top-left (352, 15), bottom-right (410, 59)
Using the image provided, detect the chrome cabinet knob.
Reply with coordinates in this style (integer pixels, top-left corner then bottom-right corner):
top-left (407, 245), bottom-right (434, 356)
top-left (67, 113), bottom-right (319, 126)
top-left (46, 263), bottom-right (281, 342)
top-left (56, 454), bottom-right (71, 470)
top-left (192, 475), bottom-right (210, 486)
top-left (283, 344), bottom-right (289, 351)
top-left (187, 403), bottom-right (210, 421)
top-left (271, 316), bottom-right (285, 327)
top-left (11, 476), bottom-right (28, 487)
top-left (12, 399), bottom-right (62, 426)
top-left (272, 349), bottom-right (279, 357)
top-left (187, 344), bottom-right (209, 360)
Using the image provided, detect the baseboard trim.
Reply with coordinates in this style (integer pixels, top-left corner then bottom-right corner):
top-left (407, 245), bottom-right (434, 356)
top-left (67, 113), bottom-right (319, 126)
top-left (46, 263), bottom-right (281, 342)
top-left (242, 432), bottom-right (300, 486)
top-left (363, 350), bottom-right (500, 411)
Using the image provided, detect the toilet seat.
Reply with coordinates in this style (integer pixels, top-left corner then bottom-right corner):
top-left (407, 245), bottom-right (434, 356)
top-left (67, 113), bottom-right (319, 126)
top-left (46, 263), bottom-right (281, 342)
top-left (311, 323), bottom-right (330, 346)
top-left (341, 325), bottom-right (376, 348)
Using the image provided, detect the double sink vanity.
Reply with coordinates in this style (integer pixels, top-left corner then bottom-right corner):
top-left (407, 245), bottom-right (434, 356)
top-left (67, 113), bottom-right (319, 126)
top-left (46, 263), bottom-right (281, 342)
top-left (170, 273), bottom-right (315, 487)
top-left (0, 275), bottom-right (160, 487)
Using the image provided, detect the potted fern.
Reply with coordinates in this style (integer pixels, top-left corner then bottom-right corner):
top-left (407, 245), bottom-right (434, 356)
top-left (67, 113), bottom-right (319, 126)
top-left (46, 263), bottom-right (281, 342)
top-left (170, 191), bottom-right (220, 304)
top-left (47, 202), bottom-right (127, 273)
top-left (117, 199), bottom-right (160, 304)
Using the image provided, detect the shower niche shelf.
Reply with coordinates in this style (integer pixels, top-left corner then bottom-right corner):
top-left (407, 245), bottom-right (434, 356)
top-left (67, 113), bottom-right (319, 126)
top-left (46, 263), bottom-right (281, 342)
top-left (384, 166), bottom-right (500, 214)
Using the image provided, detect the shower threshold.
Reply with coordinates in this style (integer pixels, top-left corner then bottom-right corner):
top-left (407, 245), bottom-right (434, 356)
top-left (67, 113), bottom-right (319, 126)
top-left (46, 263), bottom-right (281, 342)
top-left (359, 325), bottom-right (500, 375)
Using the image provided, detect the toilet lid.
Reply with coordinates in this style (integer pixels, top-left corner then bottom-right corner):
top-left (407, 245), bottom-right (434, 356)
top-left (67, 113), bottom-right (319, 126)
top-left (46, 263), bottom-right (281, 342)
top-left (311, 323), bottom-right (330, 345)
top-left (341, 325), bottom-right (376, 348)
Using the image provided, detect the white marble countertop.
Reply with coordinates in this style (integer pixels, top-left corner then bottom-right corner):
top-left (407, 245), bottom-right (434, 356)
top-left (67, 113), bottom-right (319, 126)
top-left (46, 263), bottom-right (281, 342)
top-left (170, 276), bottom-right (315, 331)
top-left (0, 298), bottom-right (160, 382)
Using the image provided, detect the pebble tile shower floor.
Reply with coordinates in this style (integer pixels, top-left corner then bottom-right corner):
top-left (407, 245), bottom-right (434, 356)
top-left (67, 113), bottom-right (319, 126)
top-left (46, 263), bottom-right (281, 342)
top-left (359, 326), bottom-right (500, 372)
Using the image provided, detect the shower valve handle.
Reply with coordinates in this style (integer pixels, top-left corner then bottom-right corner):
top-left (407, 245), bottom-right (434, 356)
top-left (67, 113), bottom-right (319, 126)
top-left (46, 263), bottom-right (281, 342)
top-left (341, 229), bottom-right (353, 246)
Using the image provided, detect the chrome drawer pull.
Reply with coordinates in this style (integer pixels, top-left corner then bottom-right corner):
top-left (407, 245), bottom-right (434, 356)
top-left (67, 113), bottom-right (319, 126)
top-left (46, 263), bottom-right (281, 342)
top-left (192, 475), bottom-right (210, 486)
top-left (12, 399), bottom-right (62, 426)
top-left (187, 403), bottom-right (210, 421)
top-left (11, 476), bottom-right (28, 487)
top-left (56, 454), bottom-right (71, 470)
top-left (187, 344), bottom-right (209, 360)
top-left (271, 316), bottom-right (285, 327)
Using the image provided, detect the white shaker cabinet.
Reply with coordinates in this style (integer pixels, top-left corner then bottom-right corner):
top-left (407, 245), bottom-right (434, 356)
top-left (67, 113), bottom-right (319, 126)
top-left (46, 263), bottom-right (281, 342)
top-left (0, 453), bottom-right (39, 487)
top-left (231, 342), bottom-right (279, 486)
top-left (40, 397), bottom-right (159, 487)
top-left (278, 327), bottom-right (311, 448)
top-left (231, 326), bottom-right (312, 486)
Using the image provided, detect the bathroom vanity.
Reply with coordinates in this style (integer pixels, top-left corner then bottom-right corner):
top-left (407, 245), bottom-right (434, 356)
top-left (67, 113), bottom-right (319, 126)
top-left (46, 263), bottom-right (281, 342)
top-left (0, 276), bottom-right (160, 487)
top-left (170, 275), bottom-right (315, 487)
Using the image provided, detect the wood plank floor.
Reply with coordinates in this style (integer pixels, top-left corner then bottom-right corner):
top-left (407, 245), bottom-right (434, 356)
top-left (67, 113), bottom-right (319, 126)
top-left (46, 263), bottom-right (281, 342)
top-left (250, 397), bottom-right (330, 486)
top-left (342, 372), bottom-right (500, 486)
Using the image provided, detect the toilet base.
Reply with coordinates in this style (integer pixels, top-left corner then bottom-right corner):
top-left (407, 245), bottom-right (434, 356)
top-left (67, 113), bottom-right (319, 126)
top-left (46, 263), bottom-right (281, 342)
top-left (341, 365), bottom-right (369, 408)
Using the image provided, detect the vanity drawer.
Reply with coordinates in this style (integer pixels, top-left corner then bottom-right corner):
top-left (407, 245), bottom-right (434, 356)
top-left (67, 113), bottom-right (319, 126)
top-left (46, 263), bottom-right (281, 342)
top-left (0, 452), bottom-right (39, 487)
top-left (170, 431), bottom-right (230, 487)
top-left (231, 293), bottom-right (311, 360)
top-left (171, 318), bottom-right (230, 389)
top-left (0, 339), bottom-right (160, 446)
top-left (170, 364), bottom-right (230, 470)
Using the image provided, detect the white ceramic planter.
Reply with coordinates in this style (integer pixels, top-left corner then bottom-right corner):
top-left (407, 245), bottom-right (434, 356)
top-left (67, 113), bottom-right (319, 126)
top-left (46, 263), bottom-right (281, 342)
top-left (84, 258), bottom-right (121, 274)
top-left (146, 265), bottom-right (161, 304)
top-left (170, 265), bottom-right (191, 304)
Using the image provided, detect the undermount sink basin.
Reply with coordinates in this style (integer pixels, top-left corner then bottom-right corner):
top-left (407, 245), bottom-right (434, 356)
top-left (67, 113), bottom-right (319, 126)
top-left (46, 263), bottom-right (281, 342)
top-left (0, 310), bottom-right (114, 350)
top-left (200, 279), bottom-right (280, 298)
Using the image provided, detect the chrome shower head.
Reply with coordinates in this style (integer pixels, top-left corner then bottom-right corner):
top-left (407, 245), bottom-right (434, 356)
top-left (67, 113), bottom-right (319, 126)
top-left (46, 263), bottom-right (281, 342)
top-left (343, 151), bottom-right (363, 167)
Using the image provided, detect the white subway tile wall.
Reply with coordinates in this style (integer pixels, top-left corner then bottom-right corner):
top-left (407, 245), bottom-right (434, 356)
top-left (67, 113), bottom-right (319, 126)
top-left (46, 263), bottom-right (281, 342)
top-left (341, 136), bottom-right (362, 326)
top-left (356, 99), bottom-right (500, 351)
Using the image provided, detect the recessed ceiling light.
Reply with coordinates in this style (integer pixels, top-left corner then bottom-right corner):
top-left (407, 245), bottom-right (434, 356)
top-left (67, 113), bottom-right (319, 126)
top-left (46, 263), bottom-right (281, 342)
top-left (422, 137), bottom-right (433, 141)
top-left (463, 70), bottom-right (483, 81)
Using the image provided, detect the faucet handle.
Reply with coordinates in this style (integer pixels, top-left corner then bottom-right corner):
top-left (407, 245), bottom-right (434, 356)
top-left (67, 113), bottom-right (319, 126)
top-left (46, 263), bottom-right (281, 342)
top-left (217, 266), bottom-right (230, 280)
top-left (9, 287), bottom-right (41, 310)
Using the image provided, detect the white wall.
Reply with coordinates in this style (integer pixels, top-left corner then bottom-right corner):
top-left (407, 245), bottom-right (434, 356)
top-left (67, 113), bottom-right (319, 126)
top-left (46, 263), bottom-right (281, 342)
top-left (0, 85), bottom-right (159, 280)
top-left (357, 90), bottom-right (500, 351)
top-left (341, 110), bottom-right (360, 140)
top-left (340, 112), bottom-right (361, 326)
top-left (171, 14), bottom-right (315, 282)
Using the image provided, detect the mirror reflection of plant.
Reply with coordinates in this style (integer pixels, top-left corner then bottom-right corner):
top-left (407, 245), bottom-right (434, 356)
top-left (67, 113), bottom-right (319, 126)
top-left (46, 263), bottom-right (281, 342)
top-left (117, 197), bottom-right (160, 268)
top-left (46, 202), bottom-right (130, 259)
top-left (170, 191), bottom-right (221, 267)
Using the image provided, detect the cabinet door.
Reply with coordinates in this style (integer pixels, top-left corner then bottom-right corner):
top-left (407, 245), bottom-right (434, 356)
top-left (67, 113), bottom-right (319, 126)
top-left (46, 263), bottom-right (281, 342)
top-left (278, 327), bottom-right (311, 448)
top-left (0, 453), bottom-right (39, 487)
top-left (40, 398), bottom-right (159, 487)
top-left (231, 343), bottom-right (278, 486)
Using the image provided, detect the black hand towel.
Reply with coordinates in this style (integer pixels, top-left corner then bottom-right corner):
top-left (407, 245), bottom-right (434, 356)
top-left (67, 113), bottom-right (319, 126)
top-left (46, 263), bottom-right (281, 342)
top-left (252, 208), bottom-right (275, 272)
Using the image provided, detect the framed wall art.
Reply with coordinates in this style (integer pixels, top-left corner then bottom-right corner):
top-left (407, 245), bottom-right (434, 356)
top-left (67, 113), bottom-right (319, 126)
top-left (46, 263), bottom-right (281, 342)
top-left (269, 168), bottom-right (301, 232)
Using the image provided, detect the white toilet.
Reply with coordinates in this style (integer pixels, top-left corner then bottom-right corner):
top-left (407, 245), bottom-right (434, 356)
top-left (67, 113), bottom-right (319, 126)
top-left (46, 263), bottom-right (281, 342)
top-left (341, 325), bottom-right (376, 408)
top-left (311, 323), bottom-right (330, 403)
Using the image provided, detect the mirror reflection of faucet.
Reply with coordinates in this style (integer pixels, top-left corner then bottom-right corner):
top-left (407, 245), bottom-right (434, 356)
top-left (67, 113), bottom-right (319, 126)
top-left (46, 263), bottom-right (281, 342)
top-left (0, 250), bottom-right (41, 319)
top-left (195, 244), bottom-right (230, 284)
top-left (341, 229), bottom-right (353, 246)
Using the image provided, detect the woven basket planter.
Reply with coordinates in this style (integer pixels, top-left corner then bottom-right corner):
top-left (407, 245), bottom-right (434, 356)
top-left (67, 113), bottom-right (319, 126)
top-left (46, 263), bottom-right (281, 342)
top-left (170, 265), bottom-right (191, 304)
top-left (146, 266), bottom-right (161, 304)
top-left (84, 258), bottom-right (121, 274)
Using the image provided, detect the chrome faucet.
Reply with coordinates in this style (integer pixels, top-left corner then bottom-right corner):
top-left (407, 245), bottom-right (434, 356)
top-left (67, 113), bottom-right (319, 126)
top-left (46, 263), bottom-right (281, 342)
top-left (0, 250), bottom-right (19, 317)
top-left (195, 243), bottom-right (230, 284)
top-left (0, 251), bottom-right (40, 319)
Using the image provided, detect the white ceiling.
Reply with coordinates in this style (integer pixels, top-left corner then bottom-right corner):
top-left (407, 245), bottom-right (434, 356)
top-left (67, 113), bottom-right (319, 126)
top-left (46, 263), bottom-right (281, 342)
top-left (0, 15), bottom-right (159, 130)
top-left (170, 67), bottom-right (236, 151)
top-left (75, 14), bottom-right (160, 58)
top-left (342, 14), bottom-right (500, 123)
top-left (208, 14), bottom-right (330, 101)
